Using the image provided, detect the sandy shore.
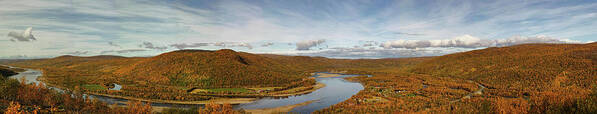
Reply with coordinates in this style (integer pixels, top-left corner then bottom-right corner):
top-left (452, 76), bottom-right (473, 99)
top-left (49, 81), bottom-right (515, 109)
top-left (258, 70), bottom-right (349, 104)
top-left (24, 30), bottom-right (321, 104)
top-left (315, 73), bottom-right (344, 78)
top-left (244, 100), bottom-right (316, 114)
top-left (89, 92), bottom-right (257, 105)
top-left (267, 82), bottom-right (326, 97)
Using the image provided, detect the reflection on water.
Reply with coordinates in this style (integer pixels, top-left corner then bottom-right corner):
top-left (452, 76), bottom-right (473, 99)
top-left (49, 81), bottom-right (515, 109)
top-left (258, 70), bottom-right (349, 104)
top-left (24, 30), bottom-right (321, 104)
top-left (109, 83), bottom-right (122, 90)
top-left (9, 69), bottom-right (42, 85)
top-left (235, 74), bottom-right (364, 113)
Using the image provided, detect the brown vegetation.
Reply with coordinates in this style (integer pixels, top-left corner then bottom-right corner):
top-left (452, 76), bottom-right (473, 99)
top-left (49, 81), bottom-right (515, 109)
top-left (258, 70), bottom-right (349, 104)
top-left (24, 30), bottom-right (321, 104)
top-left (3, 43), bottom-right (596, 113)
top-left (316, 43), bottom-right (597, 113)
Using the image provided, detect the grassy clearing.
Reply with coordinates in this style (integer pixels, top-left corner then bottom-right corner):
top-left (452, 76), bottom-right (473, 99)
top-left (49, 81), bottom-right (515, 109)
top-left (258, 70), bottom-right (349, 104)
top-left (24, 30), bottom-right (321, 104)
top-left (207, 88), bottom-right (250, 92)
top-left (191, 88), bottom-right (251, 93)
top-left (83, 84), bottom-right (107, 91)
top-left (248, 87), bottom-right (283, 91)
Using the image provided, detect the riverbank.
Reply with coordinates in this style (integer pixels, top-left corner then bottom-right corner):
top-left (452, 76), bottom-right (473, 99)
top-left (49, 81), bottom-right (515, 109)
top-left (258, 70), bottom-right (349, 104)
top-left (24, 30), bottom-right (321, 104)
top-left (244, 100), bottom-right (316, 113)
top-left (31, 68), bottom-right (329, 105)
top-left (9, 66), bottom-right (363, 113)
top-left (38, 75), bottom-right (257, 105)
top-left (89, 92), bottom-right (257, 105)
top-left (267, 82), bottom-right (326, 97)
top-left (81, 82), bottom-right (326, 105)
top-left (315, 73), bottom-right (344, 78)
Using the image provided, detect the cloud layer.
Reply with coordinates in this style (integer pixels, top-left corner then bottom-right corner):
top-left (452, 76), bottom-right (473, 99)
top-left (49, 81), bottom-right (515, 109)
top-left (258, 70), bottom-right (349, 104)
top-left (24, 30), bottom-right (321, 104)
top-left (100, 49), bottom-right (148, 54)
top-left (381, 35), bottom-right (581, 49)
top-left (293, 47), bottom-right (445, 59)
top-left (0, 0), bottom-right (595, 58)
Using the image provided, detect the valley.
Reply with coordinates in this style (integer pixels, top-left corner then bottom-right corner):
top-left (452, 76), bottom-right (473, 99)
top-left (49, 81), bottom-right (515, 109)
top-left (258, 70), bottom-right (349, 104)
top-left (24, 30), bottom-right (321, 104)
top-left (1, 43), bottom-right (596, 113)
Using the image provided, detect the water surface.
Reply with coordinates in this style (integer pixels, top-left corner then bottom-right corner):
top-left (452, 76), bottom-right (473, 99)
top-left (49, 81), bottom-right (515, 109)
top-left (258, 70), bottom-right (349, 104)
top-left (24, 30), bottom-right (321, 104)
top-left (235, 73), bottom-right (365, 113)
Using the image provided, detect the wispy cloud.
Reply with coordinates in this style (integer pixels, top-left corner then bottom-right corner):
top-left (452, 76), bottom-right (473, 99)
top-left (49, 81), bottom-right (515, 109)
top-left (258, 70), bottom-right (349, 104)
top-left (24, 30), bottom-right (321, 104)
top-left (107, 41), bottom-right (121, 48)
top-left (261, 42), bottom-right (274, 47)
top-left (291, 47), bottom-right (445, 59)
top-left (170, 43), bottom-right (210, 50)
top-left (138, 42), bottom-right (167, 50)
top-left (63, 51), bottom-right (89, 55)
top-left (100, 49), bottom-right (148, 54)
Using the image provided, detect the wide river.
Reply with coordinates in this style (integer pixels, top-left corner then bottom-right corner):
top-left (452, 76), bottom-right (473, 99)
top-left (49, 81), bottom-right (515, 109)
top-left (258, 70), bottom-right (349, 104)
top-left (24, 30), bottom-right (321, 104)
top-left (8, 67), bottom-right (365, 113)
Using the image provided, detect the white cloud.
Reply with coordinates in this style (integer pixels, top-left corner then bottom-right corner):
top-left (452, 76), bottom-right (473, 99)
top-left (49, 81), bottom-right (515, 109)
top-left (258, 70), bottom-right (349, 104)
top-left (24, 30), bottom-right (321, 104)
top-left (7, 27), bottom-right (36, 42)
top-left (261, 42), bottom-right (274, 47)
top-left (296, 39), bottom-right (326, 50)
top-left (212, 42), bottom-right (253, 49)
top-left (494, 35), bottom-right (576, 46)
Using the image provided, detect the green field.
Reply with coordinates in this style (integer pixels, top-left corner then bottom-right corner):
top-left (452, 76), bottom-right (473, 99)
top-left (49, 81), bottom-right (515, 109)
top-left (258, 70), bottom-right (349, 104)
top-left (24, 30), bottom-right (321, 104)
top-left (82, 84), bottom-right (107, 91)
top-left (206, 88), bottom-right (250, 93)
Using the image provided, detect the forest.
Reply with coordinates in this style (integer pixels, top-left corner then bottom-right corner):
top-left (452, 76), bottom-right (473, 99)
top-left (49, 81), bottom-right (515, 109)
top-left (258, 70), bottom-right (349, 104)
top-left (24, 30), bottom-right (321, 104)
top-left (1, 42), bottom-right (596, 113)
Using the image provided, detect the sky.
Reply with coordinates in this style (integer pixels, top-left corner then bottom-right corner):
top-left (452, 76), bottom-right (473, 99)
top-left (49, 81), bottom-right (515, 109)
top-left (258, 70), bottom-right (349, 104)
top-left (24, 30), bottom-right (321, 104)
top-left (1, 0), bottom-right (596, 59)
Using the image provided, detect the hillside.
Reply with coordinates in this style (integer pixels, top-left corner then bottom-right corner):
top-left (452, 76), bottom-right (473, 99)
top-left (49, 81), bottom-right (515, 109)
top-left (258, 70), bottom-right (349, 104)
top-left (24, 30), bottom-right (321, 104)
top-left (3, 43), bottom-right (596, 113)
top-left (412, 43), bottom-right (597, 97)
top-left (0, 67), bottom-right (17, 77)
top-left (0, 66), bottom-right (25, 77)
top-left (317, 43), bottom-right (597, 113)
top-left (122, 49), bottom-right (306, 88)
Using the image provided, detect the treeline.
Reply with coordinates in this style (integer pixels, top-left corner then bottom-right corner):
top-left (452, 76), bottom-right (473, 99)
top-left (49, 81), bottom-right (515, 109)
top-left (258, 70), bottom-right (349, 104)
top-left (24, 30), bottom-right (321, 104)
top-left (0, 75), bottom-right (247, 113)
top-left (411, 43), bottom-right (596, 93)
top-left (0, 74), bottom-right (136, 113)
top-left (160, 103), bottom-right (247, 114)
top-left (0, 66), bottom-right (24, 78)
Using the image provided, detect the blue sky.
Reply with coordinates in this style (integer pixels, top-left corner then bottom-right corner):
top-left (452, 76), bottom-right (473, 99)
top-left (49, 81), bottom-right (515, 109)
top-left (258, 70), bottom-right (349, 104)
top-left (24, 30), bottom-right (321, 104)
top-left (1, 0), bottom-right (595, 59)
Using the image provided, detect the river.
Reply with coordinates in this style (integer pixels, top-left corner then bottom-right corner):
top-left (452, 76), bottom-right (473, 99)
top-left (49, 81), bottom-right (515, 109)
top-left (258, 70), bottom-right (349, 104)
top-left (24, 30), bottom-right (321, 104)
top-left (8, 67), bottom-right (365, 113)
top-left (236, 73), bottom-right (365, 113)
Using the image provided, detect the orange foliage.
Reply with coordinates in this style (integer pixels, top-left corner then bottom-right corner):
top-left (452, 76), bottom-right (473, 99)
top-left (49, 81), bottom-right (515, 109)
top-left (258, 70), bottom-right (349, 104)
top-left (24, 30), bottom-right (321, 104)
top-left (112, 101), bottom-right (153, 114)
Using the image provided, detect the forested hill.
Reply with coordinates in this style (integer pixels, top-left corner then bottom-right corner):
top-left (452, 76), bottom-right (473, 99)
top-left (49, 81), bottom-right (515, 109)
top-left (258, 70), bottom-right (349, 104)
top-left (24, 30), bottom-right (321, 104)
top-left (122, 49), bottom-right (308, 87)
top-left (0, 67), bottom-right (17, 77)
top-left (412, 42), bottom-right (596, 97)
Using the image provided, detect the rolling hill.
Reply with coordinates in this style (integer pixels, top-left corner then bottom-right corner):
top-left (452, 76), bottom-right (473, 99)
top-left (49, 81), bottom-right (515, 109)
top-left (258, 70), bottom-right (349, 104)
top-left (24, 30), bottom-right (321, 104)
top-left (316, 43), bottom-right (597, 113)
top-left (121, 49), bottom-right (307, 88)
top-left (412, 42), bottom-right (597, 97)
